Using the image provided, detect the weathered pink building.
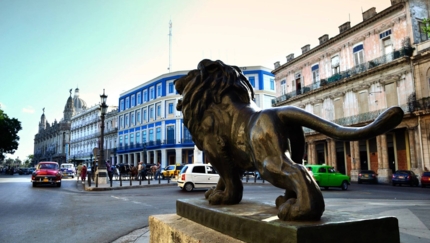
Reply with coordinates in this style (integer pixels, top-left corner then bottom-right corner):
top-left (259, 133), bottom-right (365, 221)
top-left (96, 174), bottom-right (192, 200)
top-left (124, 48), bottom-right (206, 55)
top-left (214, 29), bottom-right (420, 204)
top-left (272, 0), bottom-right (430, 183)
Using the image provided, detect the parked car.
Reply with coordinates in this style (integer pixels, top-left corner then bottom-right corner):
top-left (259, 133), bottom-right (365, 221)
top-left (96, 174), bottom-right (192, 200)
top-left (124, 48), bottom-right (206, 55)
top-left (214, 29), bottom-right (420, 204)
top-left (161, 164), bottom-right (184, 179)
top-left (177, 164), bottom-right (219, 192)
top-left (421, 172), bottom-right (430, 188)
top-left (306, 164), bottom-right (350, 190)
top-left (60, 163), bottom-right (76, 178)
top-left (358, 170), bottom-right (378, 184)
top-left (18, 168), bottom-right (30, 175)
top-left (392, 170), bottom-right (419, 187)
top-left (31, 161), bottom-right (62, 187)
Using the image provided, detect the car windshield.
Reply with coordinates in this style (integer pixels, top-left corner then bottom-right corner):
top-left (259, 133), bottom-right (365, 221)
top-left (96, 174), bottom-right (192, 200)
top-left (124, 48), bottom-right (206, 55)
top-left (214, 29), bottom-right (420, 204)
top-left (180, 166), bottom-right (188, 174)
top-left (167, 165), bottom-right (175, 170)
top-left (39, 164), bottom-right (58, 170)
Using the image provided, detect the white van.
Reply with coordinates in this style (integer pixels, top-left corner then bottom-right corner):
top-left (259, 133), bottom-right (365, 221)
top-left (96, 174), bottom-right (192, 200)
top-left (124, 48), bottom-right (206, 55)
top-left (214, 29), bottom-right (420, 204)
top-left (60, 163), bottom-right (76, 178)
top-left (177, 164), bottom-right (219, 192)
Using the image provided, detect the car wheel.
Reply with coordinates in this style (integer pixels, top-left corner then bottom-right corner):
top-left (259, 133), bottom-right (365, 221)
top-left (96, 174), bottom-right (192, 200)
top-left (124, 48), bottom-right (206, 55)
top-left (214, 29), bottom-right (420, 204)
top-left (341, 181), bottom-right (348, 190)
top-left (32, 182), bottom-right (37, 187)
top-left (184, 183), bottom-right (193, 192)
top-left (56, 182), bottom-right (61, 187)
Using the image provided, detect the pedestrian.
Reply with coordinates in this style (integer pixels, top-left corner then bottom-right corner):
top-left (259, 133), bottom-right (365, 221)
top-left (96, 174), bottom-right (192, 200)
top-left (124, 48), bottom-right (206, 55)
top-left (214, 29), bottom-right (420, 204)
top-left (81, 164), bottom-right (87, 184)
top-left (76, 163), bottom-right (83, 181)
top-left (106, 160), bottom-right (113, 181)
top-left (154, 162), bottom-right (161, 180)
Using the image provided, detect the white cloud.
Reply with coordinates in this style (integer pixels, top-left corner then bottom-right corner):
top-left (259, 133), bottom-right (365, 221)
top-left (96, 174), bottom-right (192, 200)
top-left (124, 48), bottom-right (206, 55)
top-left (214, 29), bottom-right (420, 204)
top-left (22, 106), bottom-right (35, 114)
top-left (0, 102), bottom-right (6, 110)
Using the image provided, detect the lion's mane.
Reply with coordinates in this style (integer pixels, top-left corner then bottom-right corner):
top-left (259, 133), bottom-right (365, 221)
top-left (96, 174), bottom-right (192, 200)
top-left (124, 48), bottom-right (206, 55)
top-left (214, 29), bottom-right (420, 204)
top-left (176, 59), bottom-right (255, 133)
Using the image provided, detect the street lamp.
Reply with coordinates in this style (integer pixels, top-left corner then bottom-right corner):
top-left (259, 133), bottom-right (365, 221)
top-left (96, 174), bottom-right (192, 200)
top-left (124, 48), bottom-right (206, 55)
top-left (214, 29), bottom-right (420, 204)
top-left (98, 89), bottom-right (109, 184)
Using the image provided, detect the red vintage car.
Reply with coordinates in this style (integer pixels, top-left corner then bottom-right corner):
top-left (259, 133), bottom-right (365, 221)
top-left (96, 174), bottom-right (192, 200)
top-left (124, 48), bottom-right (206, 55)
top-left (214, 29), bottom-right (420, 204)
top-left (31, 162), bottom-right (62, 187)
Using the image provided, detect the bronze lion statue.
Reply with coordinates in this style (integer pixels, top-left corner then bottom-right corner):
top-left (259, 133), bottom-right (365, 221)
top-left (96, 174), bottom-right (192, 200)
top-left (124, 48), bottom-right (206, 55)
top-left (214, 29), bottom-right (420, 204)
top-left (174, 59), bottom-right (403, 221)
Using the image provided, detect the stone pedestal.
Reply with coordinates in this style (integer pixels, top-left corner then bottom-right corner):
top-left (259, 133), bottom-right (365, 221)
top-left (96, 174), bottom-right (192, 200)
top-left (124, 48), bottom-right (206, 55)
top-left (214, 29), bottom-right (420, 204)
top-left (96, 169), bottom-right (108, 185)
top-left (150, 198), bottom-right (399, 243)
top-left (377, 168), bottom-right (393, 184)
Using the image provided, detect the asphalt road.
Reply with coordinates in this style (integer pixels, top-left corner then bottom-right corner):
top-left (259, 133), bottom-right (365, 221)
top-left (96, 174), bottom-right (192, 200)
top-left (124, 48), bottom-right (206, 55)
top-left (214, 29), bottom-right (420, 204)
top-left (0, 174), bottom-right (429, 243)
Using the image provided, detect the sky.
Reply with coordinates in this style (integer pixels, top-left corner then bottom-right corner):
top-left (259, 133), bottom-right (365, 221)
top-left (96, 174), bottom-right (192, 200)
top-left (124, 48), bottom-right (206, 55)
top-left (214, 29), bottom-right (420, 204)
top-left (0, 0), bottom-right (391, 161)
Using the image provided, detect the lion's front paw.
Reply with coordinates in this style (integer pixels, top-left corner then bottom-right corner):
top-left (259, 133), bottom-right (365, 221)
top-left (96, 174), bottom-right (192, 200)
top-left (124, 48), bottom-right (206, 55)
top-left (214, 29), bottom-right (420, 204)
top-left (206, 190), bottom-right (242, 205)
top-left (205, 187), bottom-right (216, 199)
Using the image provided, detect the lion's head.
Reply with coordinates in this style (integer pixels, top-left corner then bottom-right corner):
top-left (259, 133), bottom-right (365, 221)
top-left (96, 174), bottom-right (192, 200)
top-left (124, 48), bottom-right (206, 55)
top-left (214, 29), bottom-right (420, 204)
top-left (174, 59), bottom-right (255, 132)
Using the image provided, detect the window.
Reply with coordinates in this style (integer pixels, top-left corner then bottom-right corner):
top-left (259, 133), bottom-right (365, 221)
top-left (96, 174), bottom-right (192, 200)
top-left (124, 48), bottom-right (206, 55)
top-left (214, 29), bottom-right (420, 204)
top-left (168, 82), bottom-right (174, 94)
top-left (149, 129), bottom-right (154, 142)
top-left (126, 97), bottom-right (130, 109)
top-left (120, 100), bottom-right (124, 111)
top-left (157, 84), bottom-right (162, 97)
top-left (280, 80), bottom-right (286, 95)
top-left (353, 44), bottom-right (364, 66)
top-left (157, 104), bottom-right (161, 117)
top-left (156, 127), bottom-right (161, 141)
top-left (131, 112), bottom-right (135, 125)
top-left (130, 133), bottom-right (134, 145)
top-left (379, 29), bottom-right (392, 39)
top-left (142, 130), bottom-right (147, 143)
top-left (270, 78), bottom-right (274, 90)
top-left (150, 107), bottom-right (154, 119)
top-left (120, 116), bottom-right (124, 128)
top-left (136, 132), bottom-right (140, 144)
top-left (143, 90), bottom-right (148, 102)
top-left (311, 64), bottom-right (320, 83)
top-left (168, 103), bottom-right (174, 114)
top-left (125, 115), bottom-right (129, 127)
top-left (125, 135), bottom-right (128, 146)
top-left (119, 136), bottom-right (123, 147)
top-left (137, 92), bottom-right (141, 105)
top-left (383, 37), bottom-right (393, 62)
top-left (419, 21), bottom-right (429, 42)
top-left (331, 55), bottom-right (340, 75)
top-left (166, 125), bottom-right (175, 143)
top-left (150, 87), bottom-right (155, 100)
top-left (143, 109), bottom-right (147, 121)
top-left (131, 95), bottom-right (135, 107)
top-left (192, 166), bottom-right (205, 173)
top-left (249, 77), bottom-right (255, 87)
top-left (137, 110), bottom-right (141, 123)
top-left (184, 126), bottom-right (192, 142)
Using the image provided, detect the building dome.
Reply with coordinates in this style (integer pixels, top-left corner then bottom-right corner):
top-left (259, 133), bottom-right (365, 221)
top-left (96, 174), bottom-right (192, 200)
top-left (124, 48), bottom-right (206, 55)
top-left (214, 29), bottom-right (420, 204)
top-left (73, 88), bottom-right (87, 112)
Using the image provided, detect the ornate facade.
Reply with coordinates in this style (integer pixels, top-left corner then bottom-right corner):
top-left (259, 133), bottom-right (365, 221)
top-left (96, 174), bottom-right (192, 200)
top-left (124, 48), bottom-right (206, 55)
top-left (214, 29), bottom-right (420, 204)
top-left (272, 0), bottom-right (430, 183)
top-left (116, 66), bottom-right (275, 168)
top-left (34, 88), bottom-right (87, 164)
top-left (70, 98), bottom-right (118, 166)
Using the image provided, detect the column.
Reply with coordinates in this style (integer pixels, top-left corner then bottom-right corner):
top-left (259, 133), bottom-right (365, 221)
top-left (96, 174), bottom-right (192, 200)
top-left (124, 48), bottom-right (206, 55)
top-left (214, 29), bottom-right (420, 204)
top-left (194, 145), bottom-right (204, 164)
top-left (377, 134), bottom-right (392, 184)
top-left (154, 150), bottom-right (158, 164)
top-left (128, 153), bottom-right (132, 165)
top-left (408, 127), bottom-right (417, 168)
top-left (161, 149), bottom-right (167, 167)
top-left (330, 139), bottom-right (337, 171)
top-left (354, 141), bottom-right (360, 171)
top-left (310, 142), bottom-right (317, 165)
top-left (350, 141), bottom-right (360, 182)
top-left (133, 153), bottom-right (138, 166)
top-left (176, 148), bottom-right (183, 165)
top-left (147, 151), bottom-right (151, 164)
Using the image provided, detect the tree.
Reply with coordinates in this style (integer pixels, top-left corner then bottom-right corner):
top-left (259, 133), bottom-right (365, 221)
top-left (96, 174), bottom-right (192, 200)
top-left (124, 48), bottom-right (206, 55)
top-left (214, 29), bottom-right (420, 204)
top-left (0, 109), bottom-right (22, 160)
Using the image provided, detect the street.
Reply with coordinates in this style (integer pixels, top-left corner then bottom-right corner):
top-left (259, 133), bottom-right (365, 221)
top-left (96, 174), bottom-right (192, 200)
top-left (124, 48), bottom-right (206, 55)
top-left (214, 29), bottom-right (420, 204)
top-left (0, 175), bottom-right (429, 243)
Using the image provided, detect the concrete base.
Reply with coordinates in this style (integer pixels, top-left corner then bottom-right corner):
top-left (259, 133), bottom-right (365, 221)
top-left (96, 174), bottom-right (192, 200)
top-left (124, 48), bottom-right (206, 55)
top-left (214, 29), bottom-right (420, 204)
top-left (149, 214), bottom-right (244, 243)
top-left (171, 198), bottom-right (400, 243)
top-left (350, 169), bottom-right (359, 182)
top-left (377, 168), bottom-right (393, 184)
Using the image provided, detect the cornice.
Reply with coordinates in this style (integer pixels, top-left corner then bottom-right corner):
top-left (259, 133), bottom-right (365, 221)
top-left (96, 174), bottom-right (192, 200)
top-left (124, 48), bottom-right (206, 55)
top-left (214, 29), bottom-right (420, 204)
top-left (272, 3), bottom-right (405, 74)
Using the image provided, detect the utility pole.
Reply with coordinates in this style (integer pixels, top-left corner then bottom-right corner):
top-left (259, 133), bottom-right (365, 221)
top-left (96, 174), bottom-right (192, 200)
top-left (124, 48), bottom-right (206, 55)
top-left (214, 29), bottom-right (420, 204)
top-left (168, 19), bottom-right (172, 72)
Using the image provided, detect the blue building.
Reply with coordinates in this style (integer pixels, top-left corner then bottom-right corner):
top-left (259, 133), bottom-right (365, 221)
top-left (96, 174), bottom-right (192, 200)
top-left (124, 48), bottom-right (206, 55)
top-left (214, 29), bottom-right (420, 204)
top-left (116, 65), bottom-right (275, 168)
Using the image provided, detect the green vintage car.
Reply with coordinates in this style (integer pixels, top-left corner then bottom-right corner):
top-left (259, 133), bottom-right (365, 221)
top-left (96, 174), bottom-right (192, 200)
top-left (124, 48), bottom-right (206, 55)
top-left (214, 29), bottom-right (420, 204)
top-left (306, 164), bottom-right (350, 190)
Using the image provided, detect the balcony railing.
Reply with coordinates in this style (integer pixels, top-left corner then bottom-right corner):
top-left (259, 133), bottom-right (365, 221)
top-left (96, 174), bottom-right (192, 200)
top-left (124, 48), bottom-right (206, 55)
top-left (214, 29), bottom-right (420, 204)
top-left (273, 49), bottom-right (408, 106)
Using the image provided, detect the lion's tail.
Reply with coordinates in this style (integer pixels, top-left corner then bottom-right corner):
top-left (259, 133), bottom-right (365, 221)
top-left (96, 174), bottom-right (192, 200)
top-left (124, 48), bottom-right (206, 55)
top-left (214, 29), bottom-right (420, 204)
top-left (276, 106), bottom-right (404, 141)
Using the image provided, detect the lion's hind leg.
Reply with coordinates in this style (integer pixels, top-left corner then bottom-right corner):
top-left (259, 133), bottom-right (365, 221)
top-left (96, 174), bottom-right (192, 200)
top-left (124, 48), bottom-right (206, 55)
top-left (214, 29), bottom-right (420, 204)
top-left (259, 156), bottom-right (325, 221)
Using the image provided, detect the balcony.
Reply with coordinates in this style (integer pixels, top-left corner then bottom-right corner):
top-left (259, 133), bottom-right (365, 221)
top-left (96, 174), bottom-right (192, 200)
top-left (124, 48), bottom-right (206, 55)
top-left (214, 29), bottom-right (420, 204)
top-left (273, 49), bottom-right (408, 106)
